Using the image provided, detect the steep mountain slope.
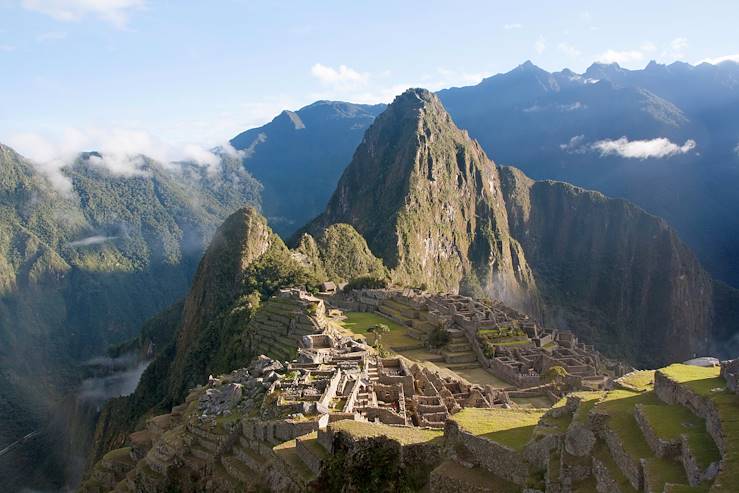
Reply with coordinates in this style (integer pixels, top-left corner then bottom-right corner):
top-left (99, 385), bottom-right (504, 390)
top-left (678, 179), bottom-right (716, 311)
top-left (304, 88), bottom-right (739, 367)
top-left (89, 207), bottom-right (319, 459)
top-left (293, 223), bottom-right (387, 283)
top-left (0, 144), bottom-right (261, 491)
top-left (230, 100), bottom-right (385, 236)
top-left (499, 166), bottom-right (722, 365)
top-left (438, 60), bottom-right (739, 287)
top-left (303, 89), bottom-right (537, 309)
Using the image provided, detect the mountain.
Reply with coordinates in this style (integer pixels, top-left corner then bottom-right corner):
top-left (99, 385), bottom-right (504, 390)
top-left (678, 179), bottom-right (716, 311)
top-left (230, 100), bottom-right (386, 237)
top-left (438, 60), bottom-right (739, 288)
top-left (499, 166), bottom-right (735, 363)
top-left (87, 206), bottom-right (333, 462)
top-left (0, 144), bottom-right (261, 491)
top-left (304, 88), bottom-right (739, 366)
top-left (302, 89), bottom-right (537, 310)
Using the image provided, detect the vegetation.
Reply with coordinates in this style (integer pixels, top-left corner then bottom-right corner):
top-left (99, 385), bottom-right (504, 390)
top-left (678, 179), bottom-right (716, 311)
top-left (343, 274), bottom-right (388, 292)
top-left (451, 408), bottom-right (546, 451)
top-left (367, 323), bottom-right (390, 357)
top-left (340, 311), bottom-right (417, 350)
top-left (426, 325), bottom-right (450, 349)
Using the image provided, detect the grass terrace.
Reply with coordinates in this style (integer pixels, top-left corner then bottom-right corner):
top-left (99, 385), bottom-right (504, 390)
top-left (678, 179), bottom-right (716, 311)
top-left (658, 364), bottom-right (739, 492)
top-left (330, 420), bottom-right (443, 446)
top-left (340, 311), bottom-right (418, 349)
top-left (451, 407), bottom-right (547, 451)
top-left (639, 403), bottom-right (721, 469)
top-left (616, 370), bottom-right (656, 392)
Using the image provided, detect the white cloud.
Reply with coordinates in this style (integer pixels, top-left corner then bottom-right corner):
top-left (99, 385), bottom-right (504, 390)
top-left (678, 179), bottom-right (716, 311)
top-left (6, 127), bottom-right (222, 193)
top-left (560, 135), bottom-right (586, 152)
top-left (308, 66), bottom-right (491, 105)
top-left (700, 54), bottom-right (739, 65)
top-left (310, 63), bottom-right (368, 89)
top-left (592, 137), bottom-right (696, 159)
top-left (20, 0), bottom-right (144, 28)
top-left (535, 35), bottom-right (546, 54)
top-left (671, 37), bottom-right (688, 51)
top-left (735, 143), bottom-right (739, 156)
top-left (68, 235), bottom-right (117, 247)
top-left (597, 49), bottom-right (644, 65)
top-left (557, 42), bottom-right (581, 58)
top-left (503, 23), bottom-right (522, 30)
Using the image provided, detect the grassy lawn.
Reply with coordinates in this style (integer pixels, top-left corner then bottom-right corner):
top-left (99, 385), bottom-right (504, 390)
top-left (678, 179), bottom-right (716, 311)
top-left (433, 460), bottom-right (520, 492)
top-left (616, 370), bottom-right (656, 392)
top-left (639, 404), bottom-right (721, 469)
top-left (658, 364), bottom-right (739, 492)
top-left (572, 391), bottom-right (606, 423)
top-left (512, 396), bottom-right (552, 409)
top-left (451, 408), bottom-right (546, 451)
top-left (595, 389), bottom-right (661, 459)
top-left (592, 444), bottom-right (638, 493)
top-left (340, 311), bottom-right (418, 349)
top-left (330, 419), bottom-right (443, 445)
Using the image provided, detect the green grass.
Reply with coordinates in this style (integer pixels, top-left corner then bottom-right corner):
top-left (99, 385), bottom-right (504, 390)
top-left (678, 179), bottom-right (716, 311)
top-left (330, 420), bottom-right (443, 446)
top-left (341, 311), bottom-right (417, 349)
top-left (451, 408), bottom-right (546, 451)
top-left (595, 389), bottom-right (661, 459)
top-left (433, 460), bottom-right (520, 492)
top-left (592, 444), bottom-right (638, 493)
top-left (639, 404), bottom-right (721, 469)
top-left (572, 391), bottom-right (606, 423)
top-left (658, 364), bottom-right (739, 492)
top-left (643, 457), bottom-right (689, 492)
top-left (616, 370), bottom-right (655, 392)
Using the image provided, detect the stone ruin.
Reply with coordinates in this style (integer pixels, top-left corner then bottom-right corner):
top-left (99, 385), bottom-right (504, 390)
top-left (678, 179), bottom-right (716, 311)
top-left (266, 329), bottom-right (504, 429)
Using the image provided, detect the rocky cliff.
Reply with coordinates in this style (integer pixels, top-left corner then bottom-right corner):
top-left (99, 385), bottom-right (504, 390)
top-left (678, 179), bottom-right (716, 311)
top-left (303, 89), bottom-right (538, 310)
top-left (498, 166), bottom-right (728, 366)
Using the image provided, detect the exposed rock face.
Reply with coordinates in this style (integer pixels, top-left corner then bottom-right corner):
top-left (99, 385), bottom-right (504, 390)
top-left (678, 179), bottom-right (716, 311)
top-left (305, 89), bottom-right (538, 309)
top-left (499, 166), bottom-right (716, 366)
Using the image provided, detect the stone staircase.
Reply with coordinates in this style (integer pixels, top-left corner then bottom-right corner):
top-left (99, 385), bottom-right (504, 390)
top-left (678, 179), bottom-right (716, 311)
top-left (441, 329), bottom-right (481, 369)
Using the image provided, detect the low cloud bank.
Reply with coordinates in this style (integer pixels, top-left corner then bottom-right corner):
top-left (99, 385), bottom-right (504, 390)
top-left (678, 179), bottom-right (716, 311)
top-left (6, 128), bottom-right (229, 194)
top-left (67, 235), bottom-right (118, 248)
top-left (592, 137), bottom-right (696, 159)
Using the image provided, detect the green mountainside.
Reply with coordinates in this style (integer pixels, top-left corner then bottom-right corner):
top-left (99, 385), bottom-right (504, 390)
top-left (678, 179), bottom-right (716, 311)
top-left (303, 88), bottom-right (739, 367)
top-left (302, 89), bottom-right (538, 310)
top-left (0, 144), bottom-right (261, 491)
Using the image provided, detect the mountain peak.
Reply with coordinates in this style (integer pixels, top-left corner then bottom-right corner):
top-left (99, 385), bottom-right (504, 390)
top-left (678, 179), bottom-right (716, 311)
top-left (304, 90), bottom-right (537, 304)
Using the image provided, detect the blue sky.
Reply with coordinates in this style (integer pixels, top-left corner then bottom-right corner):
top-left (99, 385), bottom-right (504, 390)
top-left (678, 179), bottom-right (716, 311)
top-left (1, 0), bottom-right (738, 166)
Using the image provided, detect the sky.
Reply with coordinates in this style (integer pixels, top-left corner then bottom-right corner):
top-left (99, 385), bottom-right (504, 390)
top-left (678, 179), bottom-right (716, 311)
top-left (1, 0), bottom-right (738, 166)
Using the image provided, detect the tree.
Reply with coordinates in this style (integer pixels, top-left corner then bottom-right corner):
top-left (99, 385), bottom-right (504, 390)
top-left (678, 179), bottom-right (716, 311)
top-left (367, 323), bottom-right (390, 356)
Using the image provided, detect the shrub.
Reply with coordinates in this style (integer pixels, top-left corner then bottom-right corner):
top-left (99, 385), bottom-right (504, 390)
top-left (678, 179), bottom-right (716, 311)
top-left (343, 275), bottom-right (389, 292)
top-left (426, 326), bottom-right (450, 349)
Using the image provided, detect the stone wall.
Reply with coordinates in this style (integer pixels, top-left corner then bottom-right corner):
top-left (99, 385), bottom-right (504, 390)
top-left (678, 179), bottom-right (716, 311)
top-left (633, 404), bottom-right (681, 458)
top-left (443, 419), bottom-right (530, 486)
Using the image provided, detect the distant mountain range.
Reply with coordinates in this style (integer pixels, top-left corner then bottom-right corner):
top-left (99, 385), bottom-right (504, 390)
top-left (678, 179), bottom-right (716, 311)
top-left (229, 60), bottom-right (739, 289)
top-left (229, 101), bottom-right (385, 236)
top-left (0, 145), bottom-right (260, 490)
top-left (3, 58), bottom-right (739, 491)
top-left (87, 90), bottom-right (739, 483)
